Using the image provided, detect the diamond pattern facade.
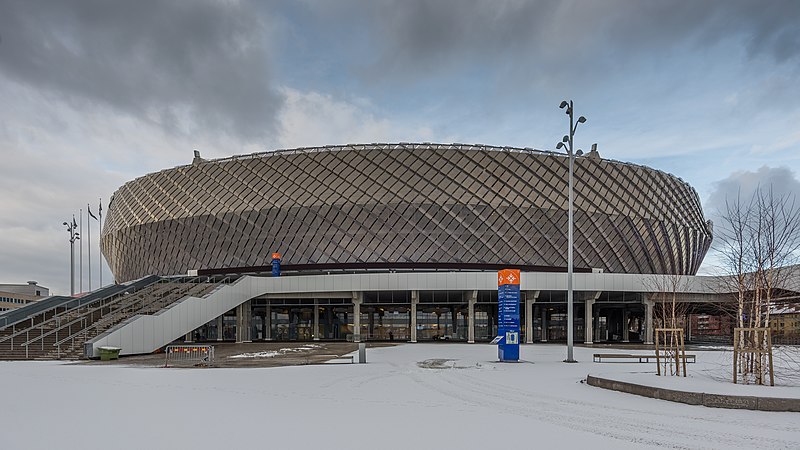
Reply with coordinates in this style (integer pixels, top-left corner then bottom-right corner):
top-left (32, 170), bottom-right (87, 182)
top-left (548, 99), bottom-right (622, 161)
top-left (101, 143), bottom-right (713, 282)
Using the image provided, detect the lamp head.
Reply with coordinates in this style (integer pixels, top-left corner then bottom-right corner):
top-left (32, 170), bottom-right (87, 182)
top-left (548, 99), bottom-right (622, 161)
top-left (577, 116), bottom-right (586, 123)
top-left (63, 222), bottom-right (68, 226)
top-left (562, 135), bottom-right (569, 142)
top-left (559, 101), bottom-right (568, 109)
top-left (556, 142), bottom-right (564, 150)
top-left (576, 149), bottom-right (584, 156)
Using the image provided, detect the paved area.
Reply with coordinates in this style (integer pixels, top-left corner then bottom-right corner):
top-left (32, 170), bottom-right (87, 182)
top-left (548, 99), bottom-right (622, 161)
top-left (82, 341), bottom-right (395, 368)
top-left (81, 341), bottom-right (725, 368)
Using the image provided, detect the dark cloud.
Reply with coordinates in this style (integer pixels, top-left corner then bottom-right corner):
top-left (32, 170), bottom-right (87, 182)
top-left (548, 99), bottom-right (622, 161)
top-left (706, 166), bottom-right (800, 221)
top-left (305, 0), bottom-right (800, 88)
top-left (0, 0), bottom-right (282, 140)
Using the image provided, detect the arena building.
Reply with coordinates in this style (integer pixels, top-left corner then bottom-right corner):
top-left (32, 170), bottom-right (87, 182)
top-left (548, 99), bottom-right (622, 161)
top-left (11, 143), bottom-right (783, 360)
top-left (87, 143), bottom-right (716, 350)
top-left (102, 143), bottom-right (712, 280)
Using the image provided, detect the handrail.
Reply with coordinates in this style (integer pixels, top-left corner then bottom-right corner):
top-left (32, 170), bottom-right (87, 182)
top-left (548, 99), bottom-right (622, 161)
top-left (27, 283), bottom-right (182, 348)
top-left (4, 276), bottom-right (164, 345)
top-left (51, 281), bottom-right (212, 349)
top-left (0, 275), bottom-right (161, 331)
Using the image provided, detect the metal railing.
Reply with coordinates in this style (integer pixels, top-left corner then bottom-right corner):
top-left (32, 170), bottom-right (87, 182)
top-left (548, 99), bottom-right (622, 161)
top-left (164, 344), bottom-right (214, 367)
top-left (48, 279), bottom-right (217, 359)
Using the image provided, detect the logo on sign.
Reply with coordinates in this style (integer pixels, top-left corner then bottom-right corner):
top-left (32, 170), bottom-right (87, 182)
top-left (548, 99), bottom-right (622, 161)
top-left (498, 269), bottom-right (521, 286)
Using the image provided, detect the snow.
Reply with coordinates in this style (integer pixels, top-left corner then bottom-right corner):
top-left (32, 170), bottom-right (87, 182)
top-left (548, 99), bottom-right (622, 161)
top-left (1, 344), bottom-right (799, 450)
top-left (594, 347), bottom-right (800, 398)
top-left (228, 344), bottom-right (321, 359)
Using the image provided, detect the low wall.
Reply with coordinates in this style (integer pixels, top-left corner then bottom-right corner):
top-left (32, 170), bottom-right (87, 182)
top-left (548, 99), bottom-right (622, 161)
top-left (586, 375), bottom-right (800, 412)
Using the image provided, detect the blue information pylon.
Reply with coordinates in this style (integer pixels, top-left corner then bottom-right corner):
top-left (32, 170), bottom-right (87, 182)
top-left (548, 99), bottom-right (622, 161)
top-left (497, 269), bottom-right (520, 362)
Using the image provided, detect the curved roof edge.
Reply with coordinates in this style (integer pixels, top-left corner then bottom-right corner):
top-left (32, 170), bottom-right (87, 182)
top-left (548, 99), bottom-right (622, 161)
top-left (126, 142), bottom-right (696, 194)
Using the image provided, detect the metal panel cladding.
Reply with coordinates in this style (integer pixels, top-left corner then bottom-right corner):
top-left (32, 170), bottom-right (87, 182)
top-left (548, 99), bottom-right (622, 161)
top-left (101, 143), bottom-right (713, 282)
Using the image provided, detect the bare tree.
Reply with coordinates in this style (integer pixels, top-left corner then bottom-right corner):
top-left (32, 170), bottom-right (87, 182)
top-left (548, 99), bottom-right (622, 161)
top-left (648, 273), bottom-right (691, 375)
top-left (715, 185), bottom-right (800, 384)
top-left (649, 274), bottom-right (691, 330)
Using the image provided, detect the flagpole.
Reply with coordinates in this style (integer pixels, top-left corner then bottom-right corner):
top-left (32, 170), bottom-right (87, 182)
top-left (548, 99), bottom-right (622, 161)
top-left (99, 198), bottom-right (103, 288)
top-left (88, 204), bottom-right (92, 292)
top-left (79, 208), bottom-right (83, 294)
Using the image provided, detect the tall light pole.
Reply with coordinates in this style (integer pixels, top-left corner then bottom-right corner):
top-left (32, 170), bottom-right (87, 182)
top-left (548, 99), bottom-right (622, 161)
top-left (63, 217), bottom-right (80, 296)
top-left (556, 100), bottom-right (586, 363)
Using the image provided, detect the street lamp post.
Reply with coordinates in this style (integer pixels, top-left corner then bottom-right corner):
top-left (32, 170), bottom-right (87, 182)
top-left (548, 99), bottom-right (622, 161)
top-left (63, 217), bottom-right (80, 296)
top-left (556, 100), bottom-right (586, 363)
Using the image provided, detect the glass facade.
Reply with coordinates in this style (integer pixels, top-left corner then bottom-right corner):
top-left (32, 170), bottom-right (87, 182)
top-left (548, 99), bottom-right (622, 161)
top-left (186, 290), bottom-right (646, 344)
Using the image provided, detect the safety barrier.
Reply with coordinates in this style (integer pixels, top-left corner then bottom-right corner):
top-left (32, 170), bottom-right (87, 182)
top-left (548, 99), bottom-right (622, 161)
top-left (164, 344), bottom-right (214, 367)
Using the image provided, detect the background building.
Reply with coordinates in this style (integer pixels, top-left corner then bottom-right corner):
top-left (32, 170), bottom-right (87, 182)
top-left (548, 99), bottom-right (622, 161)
top-left (0, 281), bottom-right (49, 312)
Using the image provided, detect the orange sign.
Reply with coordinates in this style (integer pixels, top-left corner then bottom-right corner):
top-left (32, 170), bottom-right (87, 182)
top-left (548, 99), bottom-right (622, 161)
top-left (498, 269), bottom-right (520, 286)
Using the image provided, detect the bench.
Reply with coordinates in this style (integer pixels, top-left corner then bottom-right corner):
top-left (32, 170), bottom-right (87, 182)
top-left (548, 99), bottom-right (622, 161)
top-left (592, 353), bottom-right (696, 363)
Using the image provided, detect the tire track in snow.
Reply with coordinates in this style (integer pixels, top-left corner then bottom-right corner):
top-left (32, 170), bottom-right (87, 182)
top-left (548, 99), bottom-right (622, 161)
top-left (412, 366), bottom-right (799, 449)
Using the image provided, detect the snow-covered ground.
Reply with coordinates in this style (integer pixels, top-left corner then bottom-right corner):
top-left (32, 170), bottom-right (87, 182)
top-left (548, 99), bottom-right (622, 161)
top-left (1, 344), bottom-right (799, 450)
top-left (596, 346), bottom-right (800, 398)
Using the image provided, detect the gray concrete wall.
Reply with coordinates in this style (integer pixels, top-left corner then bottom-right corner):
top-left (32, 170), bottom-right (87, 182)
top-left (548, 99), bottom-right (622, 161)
top-left (586, 375), bottom-right (800, 412)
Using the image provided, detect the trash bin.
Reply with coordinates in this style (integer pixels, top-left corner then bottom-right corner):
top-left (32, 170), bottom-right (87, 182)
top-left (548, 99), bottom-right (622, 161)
top-left (98, 346), bottom-right (121, 361)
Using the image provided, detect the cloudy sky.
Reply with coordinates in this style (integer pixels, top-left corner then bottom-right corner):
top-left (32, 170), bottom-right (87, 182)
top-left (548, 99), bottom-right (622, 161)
top-left (1, 0), bottom-right (799, 295)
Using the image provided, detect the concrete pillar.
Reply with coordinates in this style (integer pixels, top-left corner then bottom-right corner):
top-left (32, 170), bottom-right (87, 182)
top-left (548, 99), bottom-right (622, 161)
top-left (685, 313), bottom-right (691, 342)
top-left (368, 305), bottom-right (375, 339)
top-left (265, 304), bottom-right (272, 340)
top-left (185, 331), bottom-right (193, 343)
top-left (313, 299), bottom-right (320, 341)
top-left (525, 291), bottom-right (540, 344)
top-left (622, 308), bottom-right (630, 342)
top-left (643, 294), bottom-right (654, 345)
top-left (352, 292), bottom-right (362, 343)
top-left (584, 299), bottom-right (594, 344)
top-left (216, 315), bottom-right (223, 341)
top-left (410, 290), bottom-right (418, 343)
top-left (450, 305), bottom-right (456, 338)
top-left (235, 304), bottom-right (243, 343)
top-left (594, 303), bottom-right (601, 342)
top-left (245, 301), bottom-right (252, 342)
top-left (236, 300), bottom-right (252, 343)
top-left (467, 290), bottom-right (477, 343)
top-left (541, 307), bottom-right (548, 342)
top-left (260, 314), bottom-right (266, 340)
top-left (585, 291), bottom-right (601, 344)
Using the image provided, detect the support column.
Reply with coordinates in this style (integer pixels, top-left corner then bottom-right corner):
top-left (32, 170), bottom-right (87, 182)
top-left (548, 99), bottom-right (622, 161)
top-left (185, 331), bottom-right (193, 343)
top-left (236, 300), bottom-right (252, 343)
top-left (541, 307), bottom-right (548, 342)
top-left (622, 308), bottom-right (630, 342)
top-left (584, 299), bottom-right (594, 345)
top-left (525, 291), bottom-right (540, 344)
top-left (643, 294), bottom-right (654, 345)
top-left (585, 291), bottom-right (601, 344)
top-left (594, 303), bottom-right (601, 342)
top-left (410, 290), bottom-right (418, 343)
top-left (368, 306), bottom-right (375, 339)
top-left (265, 304), bottom-right (272, 340)
top-left (467, 290), bottom-right (477, 343)
top-left (352, 292), bottom-right (362, 343)
top-left (260, 314), bottom-right (266, 340)
top-left (313, 299), bottom-right (320, 341)
top-left (685, 312), bottom-right (691, 343)
top-left (216, 315), bottom-right (223, 341)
